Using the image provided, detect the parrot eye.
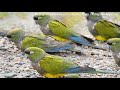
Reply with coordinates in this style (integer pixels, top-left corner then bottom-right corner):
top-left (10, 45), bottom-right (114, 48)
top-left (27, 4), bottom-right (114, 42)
top-left (107, 41), bottom-right (112, 45)
top-left (25, 50), bottom-right (34, 55)
top-left (30, 51), bottom-right (34, 54)
top-left (25, 50), bottom-right (31, 54)
top-left (7, 35), bottom-right (12, 38)
top-left (33, 16), bottom-right (38, 20)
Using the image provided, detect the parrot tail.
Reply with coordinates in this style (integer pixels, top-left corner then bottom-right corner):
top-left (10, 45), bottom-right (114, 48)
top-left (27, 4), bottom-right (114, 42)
top-left (89, 44), bottom-right (107, 51)
top-left (68, 35), bottom-right (107, 51)
top-left (45, 44), bottom-right (74, 53)
top-left (65, 66), bottom-right (97, 73)
top-left (94, 69), bottom-right (120, 74)
top-left (66, 66), bottom-right (119, 74)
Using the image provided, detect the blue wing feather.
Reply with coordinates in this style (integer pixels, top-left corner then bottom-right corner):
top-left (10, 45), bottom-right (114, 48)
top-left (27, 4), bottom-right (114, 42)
top-left (68, 35), bottom-right (93, 45)
top-left (45, 44), bottom-right (73, 52)
top-left (65, 67), bottom-right (96, 73)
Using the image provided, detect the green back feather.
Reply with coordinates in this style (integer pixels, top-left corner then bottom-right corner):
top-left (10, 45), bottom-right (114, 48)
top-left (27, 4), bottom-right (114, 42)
top-left (95, 20), bottom-right (120, 40)
top-left (48, 20), bottom-right (78, 38)
top-left (21, 36), bottom-right (45, 50)
top-left (40, 55), bottom-right (78, 74)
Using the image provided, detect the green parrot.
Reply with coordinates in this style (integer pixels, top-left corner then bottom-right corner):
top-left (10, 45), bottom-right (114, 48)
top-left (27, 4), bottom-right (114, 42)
top-left (7, 28), bottom-right (25, 48)
top-left (107, 38), bottom-right (120, 66)
top-left (6, 28), bottom-right (82, 54)
top-left (33, 14), bottom-right (74, 44)
top-left (48, 20), bottom-right (107, 50)
top-left (25, 47), bottom-right (119, 78)
top-left (86, 12), bottom-right (120, 41)
top-left (33, 15), bottom-right (106, 50)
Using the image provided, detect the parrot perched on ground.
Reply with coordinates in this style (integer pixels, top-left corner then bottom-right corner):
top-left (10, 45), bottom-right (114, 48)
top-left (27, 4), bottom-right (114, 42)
top-left (86, 12), bottom-right (120, 41)
top-left (7, 28), bottom-right (25, 48)
top-left (33, 14), bottom-right (74, 44)
top-left (107, 38), bottom-right (120, 66)
top-left (6, 28), bottom-right (82, 54)
top-left (48, 20), bottom-right (106, 50)
top-left (33, 15), bottom-right (106, 50)
top-left (25, 47), bottom-right (119, 78)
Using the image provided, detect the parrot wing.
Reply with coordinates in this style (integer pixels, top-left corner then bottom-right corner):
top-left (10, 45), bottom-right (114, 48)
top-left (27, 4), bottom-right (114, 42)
top-left (21, 35), bottom-right (74, 52)
top-left (95, 20), bottom-right (120, 40)
top-left (68, 34), bottom-right (94, 45)
top-left (39, 55), bottom-right (96, 74)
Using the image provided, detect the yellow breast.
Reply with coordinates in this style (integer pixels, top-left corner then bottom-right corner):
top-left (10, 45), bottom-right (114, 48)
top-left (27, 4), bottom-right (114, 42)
top-left (43, 73), bottom-right (66, 78)
top-left (95, 36), bottom-right (107, 41)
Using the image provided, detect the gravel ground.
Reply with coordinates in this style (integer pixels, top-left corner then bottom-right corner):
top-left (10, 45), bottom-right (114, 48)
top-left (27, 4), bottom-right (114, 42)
top-left (0, 12), bottom-right (120, 78)
top-left (0, 36), bottom-right (120, 78)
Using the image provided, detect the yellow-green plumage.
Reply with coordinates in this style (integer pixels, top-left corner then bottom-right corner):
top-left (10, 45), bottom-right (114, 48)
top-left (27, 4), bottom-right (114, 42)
top-left (48, 20), bottom-right (78, 38)
top-left (107, 38), bottom-right (120, 66)
top-left (50, 35), bottom-right (71, 42)
top-left (95, 20), bottom-right (120, 41)
top-left (25, 47), bottom-right (118, 78)
top-left (7, 28), bottom-right (25, 46)
top-left (107, 38), bottom-right (120, 52)
top-left (40, 55), bottom-right (78, 74)
top-left (48, 20), bottom-right (108, 50)
top-left (6, 29), bottom-right (75, 53)
top-left (25, 47), bottom-right (97, 78)
top-left (21, 36), bottom-right (45, 50)
top-left (21, 34), bottom-right (74, 52)
top-left (86, 12), bottom-right (120, 41)
top-left (33, 14), bottom-right (106, 50)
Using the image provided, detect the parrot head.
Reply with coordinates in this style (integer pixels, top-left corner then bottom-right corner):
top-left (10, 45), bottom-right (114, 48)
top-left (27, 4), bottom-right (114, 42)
top-left (107, 38), bottom-right (120, 45)
top-left (25, 47), bottom-right (45, 63)
top-left (86, 12), bottom-right (103, 22)
top-left (33, 14), bottom-right (52, 27)
top-left (7, 28), bottom-right (25, 47)
top-left (107, 38), bottom-right (120, 52)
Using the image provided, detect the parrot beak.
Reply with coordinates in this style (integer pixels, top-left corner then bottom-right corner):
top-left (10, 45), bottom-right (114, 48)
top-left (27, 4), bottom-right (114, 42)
top-left (24, 54), bottom-right (29, 59)
top-left (33, 16), bottom-right (38, 20)
top-left (33, 16), bottom-right (39, 24)
top-left (24, 49), bottom-right (30, 58)
top-left (106, 41), bottom-right (112, 51)
top-left (107, 41), bottom-right (112, 45)
top-left (108, 45), bottom-right (111, 52)
top-left (6, 35), bottom-right (12, 38)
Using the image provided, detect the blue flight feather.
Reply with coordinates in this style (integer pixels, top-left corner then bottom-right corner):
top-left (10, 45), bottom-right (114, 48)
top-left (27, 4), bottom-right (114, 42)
top-left (68, 35), bottom-right (92, 45)
top-left (65, 67), bottom-right (95, 73)
top-left (45, 44), bottom-right (73, 52)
